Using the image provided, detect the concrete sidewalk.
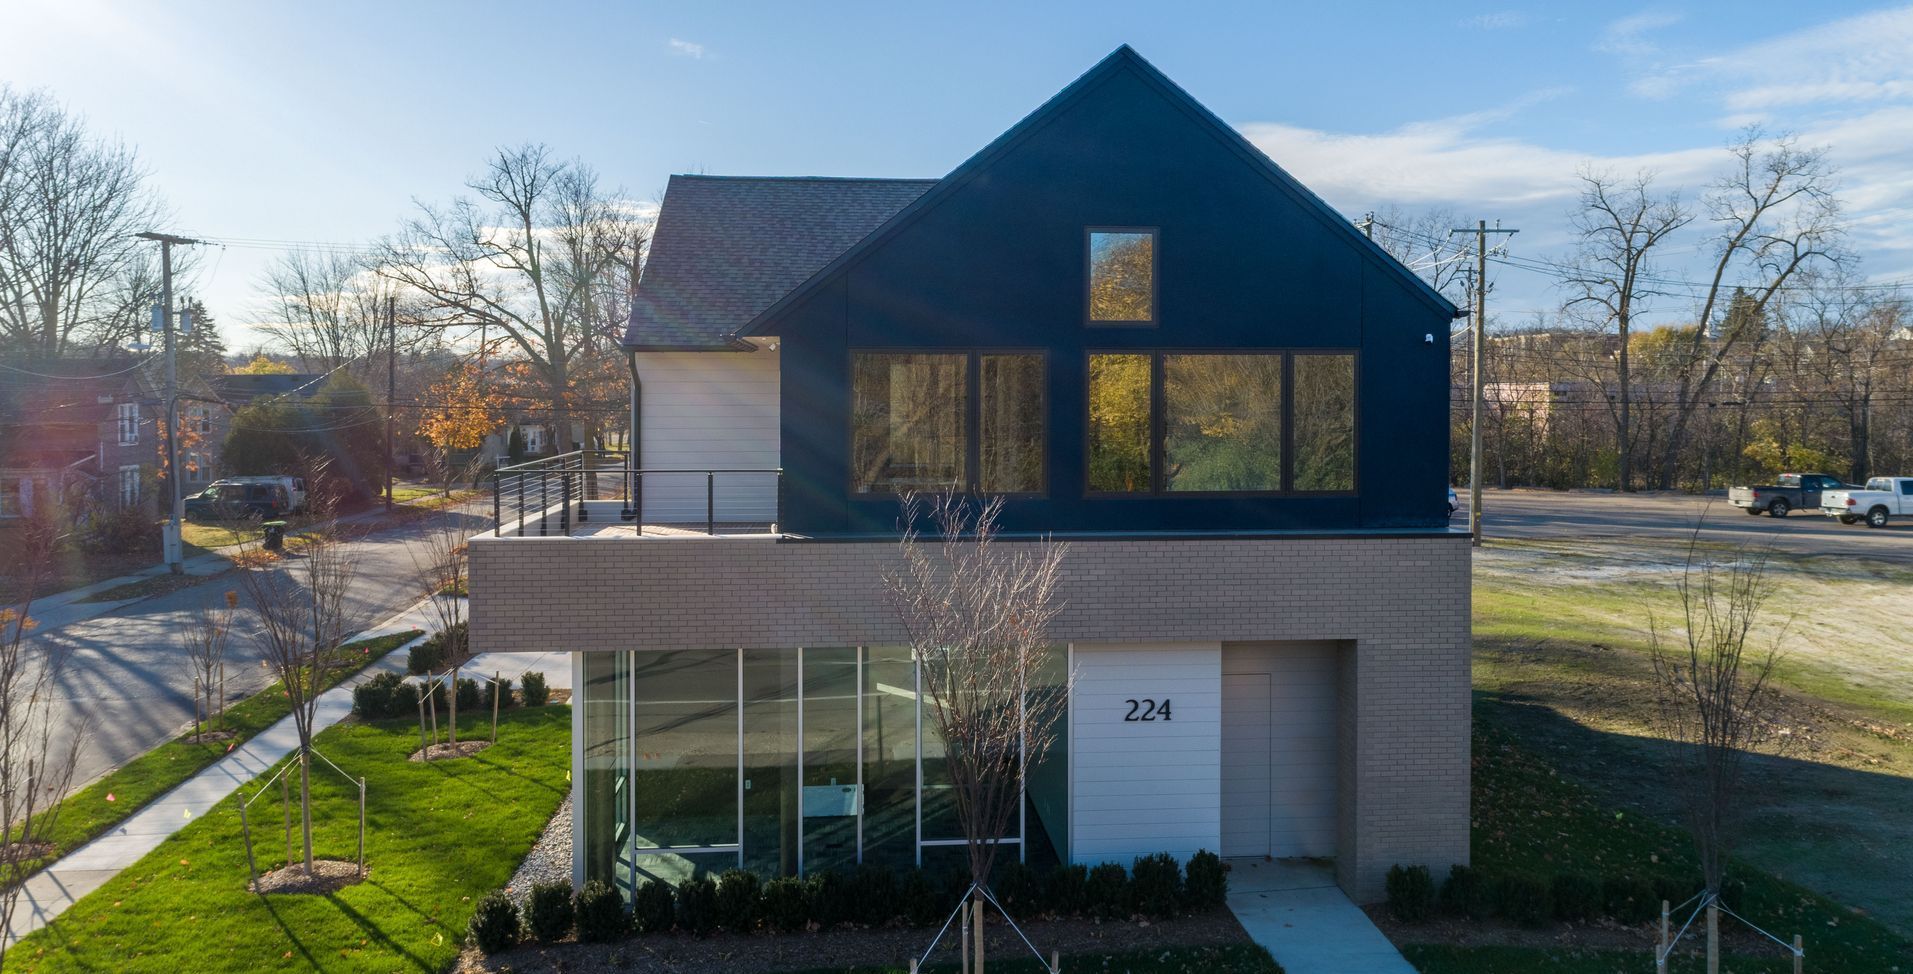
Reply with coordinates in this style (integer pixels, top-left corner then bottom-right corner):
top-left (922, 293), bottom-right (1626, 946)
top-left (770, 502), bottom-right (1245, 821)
top-left (1226, 858), bottom-right (1417, 974)
top-left (2, 606), bottom-right (569, 949)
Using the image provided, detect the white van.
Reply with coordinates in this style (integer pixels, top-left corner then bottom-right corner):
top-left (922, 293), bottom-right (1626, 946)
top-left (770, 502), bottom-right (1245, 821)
top-left (219, 475), bottom-right (309, 513)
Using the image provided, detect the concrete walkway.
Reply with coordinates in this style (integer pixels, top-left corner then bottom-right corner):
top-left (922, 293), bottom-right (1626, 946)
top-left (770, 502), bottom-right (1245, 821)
top-left (2, 604), bottom-right (571, 948)
top-left (1226, 859), bottom-right (1418, 974)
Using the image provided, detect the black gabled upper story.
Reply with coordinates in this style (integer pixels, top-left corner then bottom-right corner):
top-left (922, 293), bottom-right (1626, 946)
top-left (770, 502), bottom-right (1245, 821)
top-left (634, 46), bottom-right (1460, 538)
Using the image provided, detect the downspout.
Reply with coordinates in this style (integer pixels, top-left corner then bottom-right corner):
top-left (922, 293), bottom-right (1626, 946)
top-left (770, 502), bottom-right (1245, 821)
top-left (624, 348), bottom-right (641, 521)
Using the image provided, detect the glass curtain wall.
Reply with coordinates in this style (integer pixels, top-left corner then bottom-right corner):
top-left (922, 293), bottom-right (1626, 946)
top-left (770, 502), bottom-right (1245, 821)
top-left (580, 646), bottom-right (1068, 892)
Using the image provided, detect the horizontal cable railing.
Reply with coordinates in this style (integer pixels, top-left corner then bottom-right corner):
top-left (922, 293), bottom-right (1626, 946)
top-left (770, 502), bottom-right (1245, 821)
top-left (491, 452), bottom-right (782, 537)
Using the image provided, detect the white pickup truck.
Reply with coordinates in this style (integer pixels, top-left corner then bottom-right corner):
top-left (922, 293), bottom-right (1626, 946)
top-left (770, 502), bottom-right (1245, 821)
top-left (1819, 477), bottom-right (1913, 528)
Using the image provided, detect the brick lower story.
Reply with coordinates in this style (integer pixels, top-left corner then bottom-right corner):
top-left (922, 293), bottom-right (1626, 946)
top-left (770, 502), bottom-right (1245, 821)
top-left (471, 531), bottom-right (1470, 901)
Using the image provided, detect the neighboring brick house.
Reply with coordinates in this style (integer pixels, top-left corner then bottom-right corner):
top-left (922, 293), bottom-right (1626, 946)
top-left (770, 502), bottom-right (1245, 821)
top-left (1, 359), bottom-right (158, 516)
top-left (468, 47), bottom-right (1470, 904)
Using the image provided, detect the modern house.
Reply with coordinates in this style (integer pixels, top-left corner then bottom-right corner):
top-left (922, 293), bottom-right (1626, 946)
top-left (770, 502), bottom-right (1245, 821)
top-left (469, 46), bottom-right (1470, 904)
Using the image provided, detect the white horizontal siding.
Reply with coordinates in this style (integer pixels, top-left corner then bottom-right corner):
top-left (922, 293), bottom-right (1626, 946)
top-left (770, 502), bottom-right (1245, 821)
top-left (1069, 642), bottom-right (1221, 865)
top-left (635, 349), bottom-right (780, 523)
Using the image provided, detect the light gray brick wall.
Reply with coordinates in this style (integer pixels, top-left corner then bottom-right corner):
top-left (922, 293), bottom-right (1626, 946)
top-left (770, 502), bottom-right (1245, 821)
top-left (471, 532), bottom-right (1470, 901)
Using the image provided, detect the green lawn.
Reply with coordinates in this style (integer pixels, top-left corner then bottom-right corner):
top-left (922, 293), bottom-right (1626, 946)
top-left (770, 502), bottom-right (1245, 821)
top-left (10, 705), bottom-right (570, 974)
top-left (788, 944), bottom-right (1283, 974)
top-left (1393, 718), bottom-right (1913, 973)
top-left (19, 630), bottom-right (422, 874)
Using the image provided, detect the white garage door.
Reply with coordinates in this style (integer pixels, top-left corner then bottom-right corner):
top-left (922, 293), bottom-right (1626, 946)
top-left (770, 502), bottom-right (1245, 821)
top-left (1221, 643), bottom-right (1338, 859)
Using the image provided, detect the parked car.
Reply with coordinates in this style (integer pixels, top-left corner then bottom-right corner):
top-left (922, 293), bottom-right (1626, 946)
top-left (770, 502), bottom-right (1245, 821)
top-left (1819, 477), bottom-right (1913, 529)
top-left (1447, 487), bottom-right (1459, 518)
top-left (1727, 472), bottom-right (1850, 517)
top-left (184, 480), bottom-right (292, 521)
top-left (217, 474), bottom-right (308, 512)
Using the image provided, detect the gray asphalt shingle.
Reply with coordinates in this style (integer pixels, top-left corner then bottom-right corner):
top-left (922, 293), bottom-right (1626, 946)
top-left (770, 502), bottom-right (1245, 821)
top-left (623, 174), bottom-right (937, 348)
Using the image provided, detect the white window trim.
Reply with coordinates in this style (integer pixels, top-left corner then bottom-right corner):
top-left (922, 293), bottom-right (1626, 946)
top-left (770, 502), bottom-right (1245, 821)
top-left (117, 402), bottom-right (140, 446)
top-left (118, 464), bottom-right (142, 508)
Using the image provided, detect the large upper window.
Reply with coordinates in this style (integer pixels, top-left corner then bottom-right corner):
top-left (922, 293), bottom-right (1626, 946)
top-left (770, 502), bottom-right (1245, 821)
top-left (1292, 353), bottom-right (1356, 492)
top-left (1087, 230), bottom-right (1156, 324)
top-left (1163, 354), bottom-right (1283, 492)
top-left (852, 353), bottom-right (968, 493)
top-left (1087, 350), bottom-right (1357, 495)
top-left (979, 354), bottom-right (1045, 493)
top-left (1087, 353), bottom-right (1152, 493)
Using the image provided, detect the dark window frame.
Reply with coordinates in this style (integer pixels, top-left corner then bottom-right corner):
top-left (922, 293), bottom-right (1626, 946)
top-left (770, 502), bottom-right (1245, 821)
top-left (847, 348), bottom-right (1049, 498)
top-left (1083, 348), bottom-right (1360, 499)
top-left (1084, 227), bottom-right (1160, 327)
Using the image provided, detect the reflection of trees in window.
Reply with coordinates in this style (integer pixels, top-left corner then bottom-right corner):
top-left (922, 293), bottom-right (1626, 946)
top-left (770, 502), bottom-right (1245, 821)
top-left (1089, 231), bottom-right (1154, 322)
top-left (1293, 354), bottom-right (1356, 491)
top-left (979, 354), bottom-right (1044, 493)
top-left (1164, 354), bottom-right (1282, 491)
top-left (1088, 354), bottom-right (1152, 492)
top-left (852, 354), bottom-right (968, 492)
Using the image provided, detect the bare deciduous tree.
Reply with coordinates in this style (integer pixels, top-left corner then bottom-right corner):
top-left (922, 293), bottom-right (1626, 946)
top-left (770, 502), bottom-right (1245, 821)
top-left (256, 248), bottom-right (394, 378)
top-left (0, 510), bottom-right (81, 971)
top-left (409, 513), bottom-right (470, 749)
top-left (234, 511), bottom-right (357, 877)
top-left (177, 591), bottom-right (238, 742)
top-left (885, 493), bottom-right (1069, 973)
top-left (1565, 169), bottom-right (1693, 492)
top-left (0, 86), bottom-right (167, 358)
top-left (1648, 522), bottom-right (1790, 966)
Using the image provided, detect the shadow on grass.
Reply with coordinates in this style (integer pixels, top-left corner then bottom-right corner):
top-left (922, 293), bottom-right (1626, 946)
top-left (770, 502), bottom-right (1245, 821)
top-left (1475, 689), bottom-right (1913, 940)
top-left (325, 889), bottom-right (437, 972)
top-left (257, 894), bottom-right (324, 972)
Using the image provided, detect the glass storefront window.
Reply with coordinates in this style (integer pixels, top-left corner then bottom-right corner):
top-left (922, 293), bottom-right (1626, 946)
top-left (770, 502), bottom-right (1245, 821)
top-left (802, 648), bottom-right (860, 874)
top-left (742, 650), bottom-right (799, 877)
top-left (631, 650), bottom-right (739, 850)
top-left (861, 647), bottom-right (918, 869)
top-left (580, 652), bottom-right (631, 892)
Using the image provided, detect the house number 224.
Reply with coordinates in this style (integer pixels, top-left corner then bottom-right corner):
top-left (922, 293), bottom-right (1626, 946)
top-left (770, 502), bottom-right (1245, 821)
top-left (1123, 699), bottom-right (1172, 722)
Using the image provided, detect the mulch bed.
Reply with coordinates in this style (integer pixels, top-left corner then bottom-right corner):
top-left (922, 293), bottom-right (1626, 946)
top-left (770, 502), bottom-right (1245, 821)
top-left (409, 740), bottom-right (493, 762)
top-left (456, 909), bottom-right (1252, 974)
top-left (1366, 905), bottom-right (1781, 956)
top-left (182, 729), bottom-right (240, 744)
top-left (249, 858), bottom-right (365, 895)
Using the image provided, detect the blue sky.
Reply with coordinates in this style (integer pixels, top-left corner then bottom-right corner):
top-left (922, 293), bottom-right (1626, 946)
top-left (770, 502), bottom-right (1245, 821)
top-left (6, 1), bottom-right (1911, 342)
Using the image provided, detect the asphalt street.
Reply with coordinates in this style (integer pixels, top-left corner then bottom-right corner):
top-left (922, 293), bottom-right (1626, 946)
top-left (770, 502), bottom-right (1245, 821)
top-left (1474, 488), bottom-right (1913, 562)
top-left (36, 502), bottom-right (493, 791)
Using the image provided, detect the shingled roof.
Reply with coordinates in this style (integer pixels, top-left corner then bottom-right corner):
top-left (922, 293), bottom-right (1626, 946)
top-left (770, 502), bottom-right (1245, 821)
top-left (623, 175), bottom-right (938, 349)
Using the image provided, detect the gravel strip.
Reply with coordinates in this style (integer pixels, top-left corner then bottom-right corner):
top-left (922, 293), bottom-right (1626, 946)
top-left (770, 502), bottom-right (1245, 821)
top-left (505, 793), bottom-right (573, 904)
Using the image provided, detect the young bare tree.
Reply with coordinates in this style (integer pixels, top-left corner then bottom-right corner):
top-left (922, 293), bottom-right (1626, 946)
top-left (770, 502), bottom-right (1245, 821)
top-left (885, 493), bottom-right (1068, 973)
top-left (1564, 169), bottom-right (1692, 492)
top-left (176, 590), bottom-right (238, 741)
top-left (1648, 523), bottom-right (1790, 968)
top-left (0, 509), bottom-right (81, 971)
top-left (409, 513), bottom-right (470, 748)
top-left (233, 512), bottom-right (357, 877)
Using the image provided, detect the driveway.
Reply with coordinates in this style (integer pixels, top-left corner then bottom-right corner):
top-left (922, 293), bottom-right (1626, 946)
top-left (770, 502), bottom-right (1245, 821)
top-left (32, 502), bottom-right (494, 793)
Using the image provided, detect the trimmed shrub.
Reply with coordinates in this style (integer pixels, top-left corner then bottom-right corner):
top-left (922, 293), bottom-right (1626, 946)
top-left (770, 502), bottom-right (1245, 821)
top-left (406, 636), bottom-right (444, 675)
top-left (1439, 864), bottom-right (1485, 919)
top-left (77, 503), bottom-right (160, 554)
top-left (352, 670), bottom-right (410, 720)
top-left (1489, 872), bottom-right (1550, 927)
top-left (762, 876), bottom-right (815, 932)
top-left (850, 863), bottom-right (898, 926)
top-left (1602, 875), bottom-right (1658, 925)
top-left (574, 879), bottom-right (628, 943)
top-left (1087, 862), bottom-right (1129, 918)
top-left (524, 881), bottom-right (575, 942)
top-left (521, 670), bottom-right (551, 706)
top-left (1045, 863), bottom-right (1089, 917)
top-left (1129, 852), bottom-right (1182, 918)
top-left (468, 890), bottom-right (520, 954)
top-left (633, 879), bottom-right (675, 934)
top-left (995, 861), bottom-right (1043, 917)
top-left (812, 870), bottom-right (854, 929)
top-left (715, 869), bottom-right (761, 931)
top-left (1386, 864), bottom-right (1436, 923)
top-left (1183, 850), bottom-right (1227, 910)
top-left (676, 876), bottom-right (718, 936)
top-left (486, 676), bottom-right (516, 710)
top-left (1551, 873), bottom-right (1602, 922)
top-left (902, 868), bottom-right (944, 926)
top-left (456, 676), bottom-right (481, 713)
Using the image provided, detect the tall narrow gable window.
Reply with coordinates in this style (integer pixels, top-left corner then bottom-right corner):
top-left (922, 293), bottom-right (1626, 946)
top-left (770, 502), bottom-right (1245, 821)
top-left (1087, 229), bottom-right (1156, 324)
top-left (117, 402), bottom-right (139, 445)
top-left (1291, 354), bottom-right (1357, 492)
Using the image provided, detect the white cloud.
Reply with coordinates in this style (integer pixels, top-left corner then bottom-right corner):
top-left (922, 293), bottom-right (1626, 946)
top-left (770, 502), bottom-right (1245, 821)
top-left (1462, 11), bottom-right (1530, 30)
top-left (668, 37), bottom-right (705, 59)
top-left (1595, 10), bottom-right (1683, 57)
top-left (1625, 6), bottom-right (1913, 111)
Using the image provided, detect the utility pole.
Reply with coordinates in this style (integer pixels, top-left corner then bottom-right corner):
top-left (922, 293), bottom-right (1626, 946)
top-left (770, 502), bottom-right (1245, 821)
top-left (384, 295), bottom-right (396, 513)
top-left (136, 231), bottom-right (202, 573)
top-left (1449, 220), bottom-right (1517, 547)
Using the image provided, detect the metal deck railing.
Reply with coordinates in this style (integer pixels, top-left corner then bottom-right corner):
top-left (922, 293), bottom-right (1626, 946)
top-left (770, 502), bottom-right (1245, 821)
top-left (490, 451), bottom-right (782, 537)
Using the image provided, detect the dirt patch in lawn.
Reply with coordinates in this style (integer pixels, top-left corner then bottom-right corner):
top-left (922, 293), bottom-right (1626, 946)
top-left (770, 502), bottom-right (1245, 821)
top-left (455, 909), bottom-right (1251, 974)
top-left (0, 840), bottom-right (53, 864)
top-left (249, 858), bottom-right (364, 895)
top-left (410, 740), bottom-right (493, 762)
